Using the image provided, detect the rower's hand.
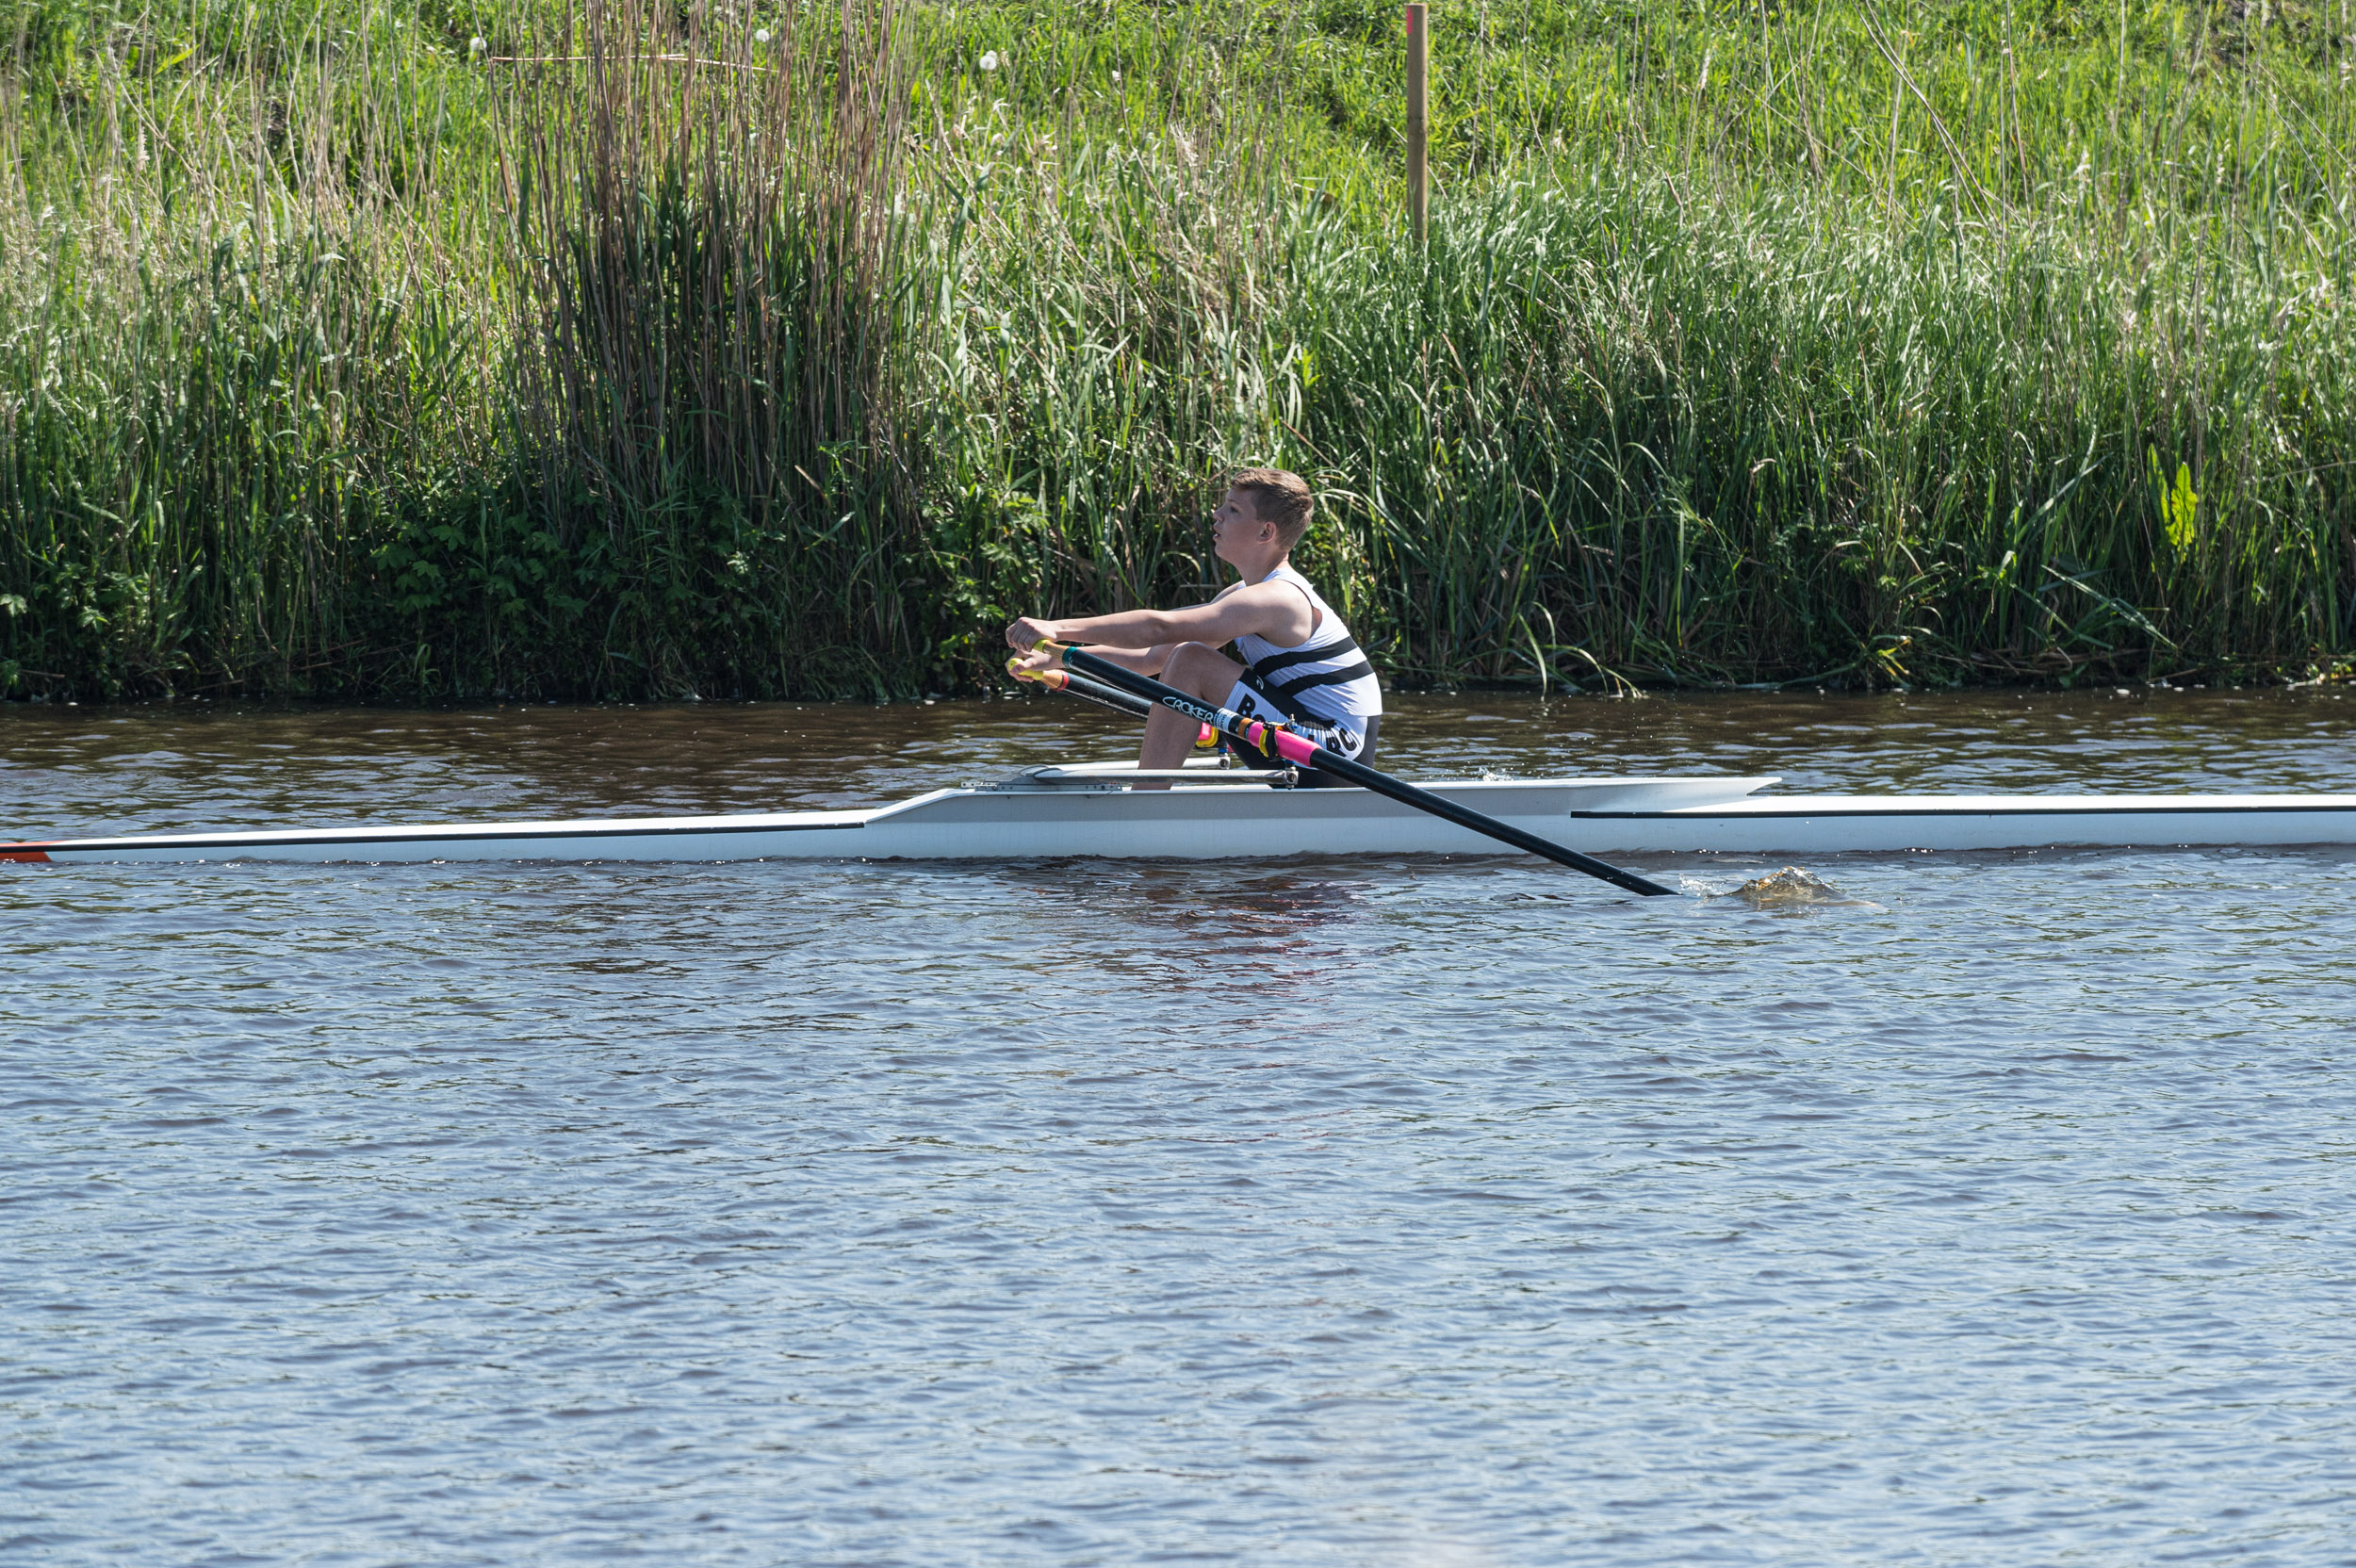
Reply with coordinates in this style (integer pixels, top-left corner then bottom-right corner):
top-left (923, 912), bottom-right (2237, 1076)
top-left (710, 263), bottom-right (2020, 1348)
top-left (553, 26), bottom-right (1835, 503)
top-left (1005, 616), bottom-right (1059, 652)
top-left (1005, 647), bottom-right (1059, 681)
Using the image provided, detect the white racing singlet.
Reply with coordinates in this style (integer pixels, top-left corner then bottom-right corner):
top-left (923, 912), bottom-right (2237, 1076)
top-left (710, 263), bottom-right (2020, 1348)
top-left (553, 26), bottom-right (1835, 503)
top-left (1226, 565), bottom-right (1383, 746)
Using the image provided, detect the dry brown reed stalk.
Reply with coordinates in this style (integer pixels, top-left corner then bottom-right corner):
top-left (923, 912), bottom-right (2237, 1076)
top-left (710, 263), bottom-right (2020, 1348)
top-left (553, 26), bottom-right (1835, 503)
top-left (510, 0), bottom-right (919, 696)
top-left (0, 4), bottom-right (500, 698)
top-left (906, 110), bottom-right (1296, 628)
top-left (6, 2), bottom-right (2351, 701)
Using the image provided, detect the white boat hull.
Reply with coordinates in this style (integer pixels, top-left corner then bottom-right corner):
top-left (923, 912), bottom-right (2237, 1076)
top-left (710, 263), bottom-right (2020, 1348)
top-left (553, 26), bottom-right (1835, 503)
top-left (9, 774), bottom-right (2356, 865)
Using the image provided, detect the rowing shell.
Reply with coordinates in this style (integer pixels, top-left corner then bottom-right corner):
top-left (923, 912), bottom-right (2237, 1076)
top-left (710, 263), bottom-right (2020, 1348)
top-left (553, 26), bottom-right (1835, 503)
top-left (8, 767), bottom-right (2356, 865)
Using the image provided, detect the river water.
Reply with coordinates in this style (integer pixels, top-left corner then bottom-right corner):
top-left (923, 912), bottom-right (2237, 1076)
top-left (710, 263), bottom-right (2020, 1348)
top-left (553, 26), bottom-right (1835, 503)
top-left (5, 688), bottom-right (2353, 1566)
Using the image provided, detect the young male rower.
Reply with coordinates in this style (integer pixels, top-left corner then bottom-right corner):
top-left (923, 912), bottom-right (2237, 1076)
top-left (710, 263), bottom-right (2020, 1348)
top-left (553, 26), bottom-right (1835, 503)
top-left (1005, 468), bottom-right (1381, 782)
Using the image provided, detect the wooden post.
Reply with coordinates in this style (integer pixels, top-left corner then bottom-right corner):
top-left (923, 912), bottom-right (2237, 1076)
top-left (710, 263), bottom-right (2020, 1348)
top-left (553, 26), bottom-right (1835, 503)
top-left (1405, 3), bottom-right (1429, 247)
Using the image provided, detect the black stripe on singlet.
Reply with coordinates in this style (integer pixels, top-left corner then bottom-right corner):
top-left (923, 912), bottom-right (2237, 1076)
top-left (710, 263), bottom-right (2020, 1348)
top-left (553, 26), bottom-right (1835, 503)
top-left (1238, 676), bottom-right (1312, 726)
top-left (1247, 635), bottom-right (1362, 683)
top-left (1263, 659), bottom-right (1377, 699)
top-left (1236, 674), bottom-right (1332, 730)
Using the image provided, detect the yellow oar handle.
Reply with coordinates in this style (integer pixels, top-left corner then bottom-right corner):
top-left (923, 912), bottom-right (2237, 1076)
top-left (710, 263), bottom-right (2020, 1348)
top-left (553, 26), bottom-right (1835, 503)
top-left (1004, 656), bottom-right (1068, 690)
top-left (1011, 647), bottom-right (1213, 745)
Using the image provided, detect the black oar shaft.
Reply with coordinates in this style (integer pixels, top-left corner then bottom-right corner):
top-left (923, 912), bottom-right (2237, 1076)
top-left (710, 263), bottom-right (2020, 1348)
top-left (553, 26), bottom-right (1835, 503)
top-left (1022, 668), bottom-right (1155, 721)
top-left (1054, 644), bottom-right (1677, 897)
top-left (1062, 671), bottom-right (1154, 718)
top-left (1272, 746), bottom-right (1676, 896)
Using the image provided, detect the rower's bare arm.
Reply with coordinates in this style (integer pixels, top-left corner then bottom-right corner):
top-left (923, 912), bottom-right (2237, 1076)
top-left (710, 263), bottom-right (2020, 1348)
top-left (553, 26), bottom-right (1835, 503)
top-left (1004, 585), bottom-right (1305, 653)
top-left (1004, 643), bottom-right (1176, 679)
top-left (1068, 644), bottom-right (1178, 677)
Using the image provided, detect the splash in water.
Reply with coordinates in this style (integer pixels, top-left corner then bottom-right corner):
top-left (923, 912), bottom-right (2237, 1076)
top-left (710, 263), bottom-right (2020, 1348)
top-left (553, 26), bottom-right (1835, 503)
top-left (1682, 866), bottom-right (1881, 909)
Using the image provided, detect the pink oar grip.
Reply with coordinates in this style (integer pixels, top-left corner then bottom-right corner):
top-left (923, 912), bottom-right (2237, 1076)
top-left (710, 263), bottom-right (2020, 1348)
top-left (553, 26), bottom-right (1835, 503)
top-left (1246, 723), bottom-right (1320, 766)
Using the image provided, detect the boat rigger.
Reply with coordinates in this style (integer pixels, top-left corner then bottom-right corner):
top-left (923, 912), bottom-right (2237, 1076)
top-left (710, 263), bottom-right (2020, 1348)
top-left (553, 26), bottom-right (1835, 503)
top-left (7, 767), bottom-right (2355, 865)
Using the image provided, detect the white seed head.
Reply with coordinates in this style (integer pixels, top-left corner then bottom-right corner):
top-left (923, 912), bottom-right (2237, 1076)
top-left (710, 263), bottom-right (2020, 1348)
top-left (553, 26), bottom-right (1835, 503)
top-left (979, 50), bottom-right (999, 71)
top-left (469, 36), bottom-right (486, 54)
top-left (754, 28), bottom-right (770, 43)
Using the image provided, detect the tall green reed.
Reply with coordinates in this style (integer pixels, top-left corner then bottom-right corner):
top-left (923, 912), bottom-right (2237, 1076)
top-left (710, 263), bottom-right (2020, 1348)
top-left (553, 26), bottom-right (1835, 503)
top-left (1284, 172), bottom-right (2352, 686)
top-left (0, 0), bottom-right (503, 695)
top-left (499, 0), bottom-right (924, 698)
top-left (3, 0), bottom-right (2351, 700)
top-left (907, 120), bottom-right (2351, 688)
top-left (908, 0), bottom-right (2356, 688)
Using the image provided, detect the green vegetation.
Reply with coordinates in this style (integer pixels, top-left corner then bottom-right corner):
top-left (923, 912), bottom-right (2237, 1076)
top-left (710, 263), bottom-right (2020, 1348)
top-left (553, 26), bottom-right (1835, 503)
top-left (4, 0), bottom-right (2353, 699)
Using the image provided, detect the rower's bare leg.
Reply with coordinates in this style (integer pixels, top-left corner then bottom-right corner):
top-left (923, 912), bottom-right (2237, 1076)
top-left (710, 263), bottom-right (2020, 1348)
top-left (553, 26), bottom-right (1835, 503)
top-left (1137, 641), bottom-right (1244, 778)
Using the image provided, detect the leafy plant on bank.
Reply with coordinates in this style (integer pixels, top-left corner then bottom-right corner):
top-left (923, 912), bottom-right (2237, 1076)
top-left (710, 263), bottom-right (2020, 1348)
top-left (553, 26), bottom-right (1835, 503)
top-left (2, 0), bottom-right (2352, 699)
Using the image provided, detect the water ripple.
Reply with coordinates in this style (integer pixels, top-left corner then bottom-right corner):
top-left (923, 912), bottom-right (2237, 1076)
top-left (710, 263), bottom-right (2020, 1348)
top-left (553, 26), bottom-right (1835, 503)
top-left (4, 692), bottom-right (2353, 1564)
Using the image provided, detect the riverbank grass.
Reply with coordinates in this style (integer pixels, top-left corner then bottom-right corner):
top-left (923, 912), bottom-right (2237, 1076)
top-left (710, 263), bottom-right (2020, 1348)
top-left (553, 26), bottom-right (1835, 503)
top-left (4, 0), bottom-right (2351, 698)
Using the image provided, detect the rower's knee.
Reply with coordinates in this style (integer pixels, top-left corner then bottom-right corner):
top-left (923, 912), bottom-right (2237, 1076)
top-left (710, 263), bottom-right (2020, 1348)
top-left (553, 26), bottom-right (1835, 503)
top-left (1163, 641), bottom-right (1233, 694)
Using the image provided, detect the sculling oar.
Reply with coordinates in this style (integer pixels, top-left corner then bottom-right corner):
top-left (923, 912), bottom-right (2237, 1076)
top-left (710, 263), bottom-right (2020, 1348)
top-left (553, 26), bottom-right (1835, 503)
top-left (1010, 663), bottom-right (1153, 720)
top-left (1008, 662), bottom-right (1221, 748)
top-left (1032, 642), bottom-right (1678, 897)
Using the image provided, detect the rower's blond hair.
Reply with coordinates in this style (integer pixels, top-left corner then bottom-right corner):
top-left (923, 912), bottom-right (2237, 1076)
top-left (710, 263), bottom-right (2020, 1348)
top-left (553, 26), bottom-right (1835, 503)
top-left (1227, 468), bottom-right (1315, 548)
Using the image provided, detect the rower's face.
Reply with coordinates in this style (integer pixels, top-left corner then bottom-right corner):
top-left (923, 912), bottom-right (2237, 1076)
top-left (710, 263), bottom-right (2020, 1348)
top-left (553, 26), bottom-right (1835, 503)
top-left (1211, 489), bottom-right (1273, 564)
